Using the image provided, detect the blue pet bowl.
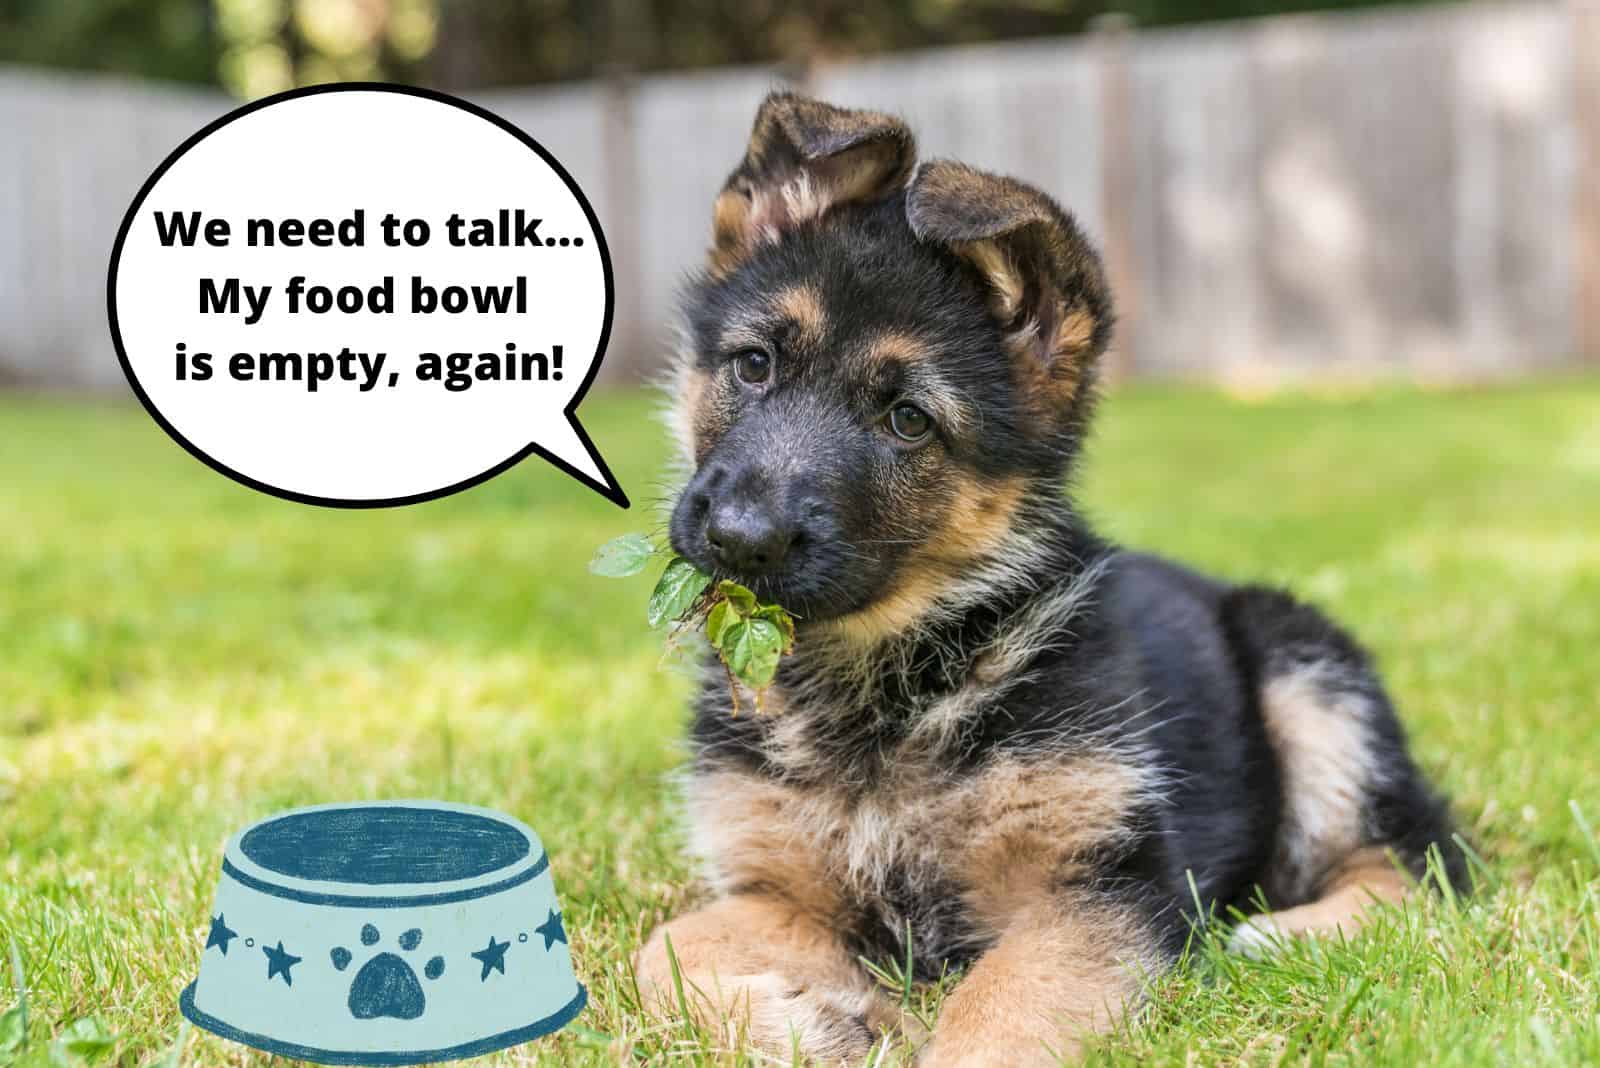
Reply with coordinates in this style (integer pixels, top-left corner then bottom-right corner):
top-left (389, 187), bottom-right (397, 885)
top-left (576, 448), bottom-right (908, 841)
top-left (181, 801), bottom-right (584, 1065)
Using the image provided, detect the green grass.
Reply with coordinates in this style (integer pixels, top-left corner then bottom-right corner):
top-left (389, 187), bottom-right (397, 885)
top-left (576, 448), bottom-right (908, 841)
top-left (2, 381), bottom-right (1598, 1065)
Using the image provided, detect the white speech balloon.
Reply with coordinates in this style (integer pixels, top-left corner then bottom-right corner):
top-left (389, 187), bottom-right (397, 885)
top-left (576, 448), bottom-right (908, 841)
top-left (109, 83), bottom-right (627, 508)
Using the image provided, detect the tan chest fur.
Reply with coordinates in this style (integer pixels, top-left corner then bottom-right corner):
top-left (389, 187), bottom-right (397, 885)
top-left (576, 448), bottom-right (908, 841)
top-left (684, 751), bottom-right (1149, 935)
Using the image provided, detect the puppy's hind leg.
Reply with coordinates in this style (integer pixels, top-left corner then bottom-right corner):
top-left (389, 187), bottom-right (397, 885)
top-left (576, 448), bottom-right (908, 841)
top-left (1228, 847), bottom-right (1410, 957)
top-left (1220, 587), bottom-right (1466, 957)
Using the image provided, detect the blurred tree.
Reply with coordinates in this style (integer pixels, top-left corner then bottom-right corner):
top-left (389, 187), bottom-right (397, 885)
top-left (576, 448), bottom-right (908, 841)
top-left (421, 0), bottom-right (1468, 91)
top-left (0, 0), bottom-right (1467, 96)
top-left (0, 0), bottom-right (214, 84)
top-left (213, 0), bottom-right (437, 97)
top-left (424, 0), bottom-right (1122, 91)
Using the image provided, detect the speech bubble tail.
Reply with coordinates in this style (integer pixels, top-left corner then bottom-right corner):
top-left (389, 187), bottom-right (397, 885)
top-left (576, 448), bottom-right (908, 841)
top-left (532, 413), bottom-right (630, 508)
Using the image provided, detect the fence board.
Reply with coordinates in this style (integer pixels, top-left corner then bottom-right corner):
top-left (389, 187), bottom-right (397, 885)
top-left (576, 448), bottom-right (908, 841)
top-left (0, 0), bottom-right (1587, 391)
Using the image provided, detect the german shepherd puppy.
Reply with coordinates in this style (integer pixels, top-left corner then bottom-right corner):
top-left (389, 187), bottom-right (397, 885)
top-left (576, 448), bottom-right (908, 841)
top-left (636, 93), bottom-right (1464, 1065)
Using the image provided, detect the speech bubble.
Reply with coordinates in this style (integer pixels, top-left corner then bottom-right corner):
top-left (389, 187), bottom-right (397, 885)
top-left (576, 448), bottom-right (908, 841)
top-left (108, 83), bottom-right (627, 508)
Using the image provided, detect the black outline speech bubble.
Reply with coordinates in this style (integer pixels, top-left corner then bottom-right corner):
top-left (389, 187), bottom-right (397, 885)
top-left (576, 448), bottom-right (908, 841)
top-left (107, 82), bottom-right (629, 509)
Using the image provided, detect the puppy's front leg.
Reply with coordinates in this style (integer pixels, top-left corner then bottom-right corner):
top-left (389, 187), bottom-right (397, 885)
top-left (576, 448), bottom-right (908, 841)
top-left (635, 893), bottom-right (896, 1062)
top-left (921, 900), bottom-right (1160, 1068)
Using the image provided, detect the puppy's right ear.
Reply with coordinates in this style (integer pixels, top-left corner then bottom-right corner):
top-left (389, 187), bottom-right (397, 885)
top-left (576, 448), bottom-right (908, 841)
top-left (710, 92), bottom-right (915, 275)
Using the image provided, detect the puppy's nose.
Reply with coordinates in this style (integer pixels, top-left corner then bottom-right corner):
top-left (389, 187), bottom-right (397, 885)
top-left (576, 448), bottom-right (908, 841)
top-left (706, 502), bottom-right (794, 576)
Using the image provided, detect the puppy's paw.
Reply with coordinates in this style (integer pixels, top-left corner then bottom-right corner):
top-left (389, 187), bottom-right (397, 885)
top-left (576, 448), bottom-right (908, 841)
top-left (919, 1005), bottom-right (1075, 1068)
top-left (919, 1030), bottom-right (1063, 1068)
top-left (1226, 913), bottom-right (1289, 959)
top-left (732, 973), bottom-right (888, 1063)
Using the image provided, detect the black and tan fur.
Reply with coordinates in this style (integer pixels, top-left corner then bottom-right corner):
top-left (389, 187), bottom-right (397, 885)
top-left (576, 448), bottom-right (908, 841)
top-left (636, 93), bottom-right (1465, 1065)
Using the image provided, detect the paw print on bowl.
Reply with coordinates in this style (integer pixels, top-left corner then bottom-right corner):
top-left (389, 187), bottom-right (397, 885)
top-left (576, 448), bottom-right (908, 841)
top-left (331, 923), bottom-right (446, 1020)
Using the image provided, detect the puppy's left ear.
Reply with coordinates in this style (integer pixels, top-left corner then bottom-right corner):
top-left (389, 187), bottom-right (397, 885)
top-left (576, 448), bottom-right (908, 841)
top-left (907, 161), bottom-right (1112, 417)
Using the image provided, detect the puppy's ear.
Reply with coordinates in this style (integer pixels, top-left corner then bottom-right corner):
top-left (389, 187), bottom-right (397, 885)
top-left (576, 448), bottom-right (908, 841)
top-left (907, 161), bottom-right (1112, 417)
top-left (710, 92), bottom-right (915, 274)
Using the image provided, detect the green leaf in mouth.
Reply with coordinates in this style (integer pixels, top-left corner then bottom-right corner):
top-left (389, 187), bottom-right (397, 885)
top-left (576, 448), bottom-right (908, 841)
top-left (588, 532), bottom-right (657, 577)
top-left (647, 557), bottom-right (712, 628)
top-left (722, 616), bottom-right (785, 690)
top-left (716, 579), bottom-right (759, 614)
top-left (705, 599), bottom-right (734, 647)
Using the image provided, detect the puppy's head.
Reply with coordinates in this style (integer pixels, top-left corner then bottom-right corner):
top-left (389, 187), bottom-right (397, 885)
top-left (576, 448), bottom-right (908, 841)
top-left (669, 93), bottom-right (1112, 639)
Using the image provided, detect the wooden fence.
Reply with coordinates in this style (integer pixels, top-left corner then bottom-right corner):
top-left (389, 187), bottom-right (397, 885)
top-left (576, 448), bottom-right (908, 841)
top-left (1, 0), bottom-right (1593, 390)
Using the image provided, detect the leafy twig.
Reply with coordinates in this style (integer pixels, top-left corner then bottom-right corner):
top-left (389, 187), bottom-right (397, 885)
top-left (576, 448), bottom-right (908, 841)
top-left (590, 534), bottom-right (796, 710)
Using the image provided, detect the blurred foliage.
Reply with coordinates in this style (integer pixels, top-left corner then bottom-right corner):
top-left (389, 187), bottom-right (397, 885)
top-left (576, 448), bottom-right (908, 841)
top-left (211, 0), bottom-right (437, 98)
top-left (0, 0), bottom-right (1468, 96)
top-left (0, 0), bottom-right (215, 85)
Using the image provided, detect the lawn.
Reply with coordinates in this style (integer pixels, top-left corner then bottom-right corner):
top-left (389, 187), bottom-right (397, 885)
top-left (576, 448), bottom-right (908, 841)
top-left (2, 381), bottom-right (1598, 1066)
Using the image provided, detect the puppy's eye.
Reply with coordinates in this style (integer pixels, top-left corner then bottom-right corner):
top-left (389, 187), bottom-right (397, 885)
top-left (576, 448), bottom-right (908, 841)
top-left (887, 403), bottom-right (932, 443)
top-left (733, 349), bottom-right (772, 386)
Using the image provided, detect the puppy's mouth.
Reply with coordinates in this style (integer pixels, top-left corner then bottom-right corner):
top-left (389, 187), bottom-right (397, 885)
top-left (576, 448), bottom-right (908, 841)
top-left (670, 536), bottom-right (847, 623)
top-left (668, 502), bottom-right (873, 624)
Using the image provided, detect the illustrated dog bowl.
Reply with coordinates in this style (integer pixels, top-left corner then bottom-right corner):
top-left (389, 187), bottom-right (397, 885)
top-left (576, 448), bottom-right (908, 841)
top-left (181, 801), bottom-right (584, 1065)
